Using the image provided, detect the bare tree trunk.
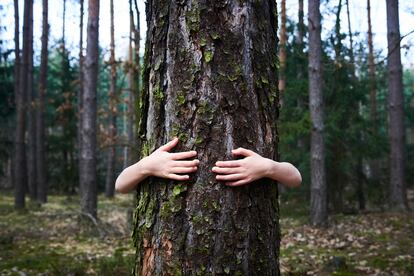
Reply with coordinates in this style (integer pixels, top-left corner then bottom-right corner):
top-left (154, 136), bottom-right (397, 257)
top-left (345, 0), bottom-right (365, 211)
top-left (386, 0), bottom-right (408, 211)
top-left (27, 0), bottom-right (36, 202)
top-left (12, 0), bottom-right (20, 189)
top-left (124, 0), bottom-right (135, 167)
top-left (308, 0), bottom-right (327, 226)
top-left (36, 0), bottom-right (48, 203)
top-left (77, 0), bottom-right (84, 165)
top-left (105, 0), bottom-right (117, 198)
top-left (133, 1), bottom-right (279, 274)
top-left (80, 0), bottom-right (99, 218)
top-left (15, 0), bottom-right (33, 209)
top-left (367, 0), bottom-right (380, 185)
top-left (278, 0), bottom-right (286, 106)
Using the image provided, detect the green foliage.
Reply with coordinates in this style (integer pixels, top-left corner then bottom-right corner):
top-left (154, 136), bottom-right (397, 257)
top-left (0, 59), bottom-right (14, 178)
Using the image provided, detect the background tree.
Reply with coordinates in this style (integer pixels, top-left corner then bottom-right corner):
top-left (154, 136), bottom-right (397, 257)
top-left (279, 0), bottom-right (287, 106)
top-left (133, 0), bottom-right (279, 274)
top-left (36, 0), bottom-right (48, 203)
top-left (308, 0), bottom-right (327, 226)
top-left (80, 0), bottom-right (99, 218)
top-left (386, 0), bottom-right (408, 211)
top-left (104, 0), bottom-right (117, 198)
top-left (14, 0), bottom-right (33, 209)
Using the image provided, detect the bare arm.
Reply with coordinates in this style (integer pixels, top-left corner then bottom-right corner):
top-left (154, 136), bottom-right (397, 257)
top-left (212, 147), bottom-right (301, 187)
top-left (115, 138), bottom-right (199, 193)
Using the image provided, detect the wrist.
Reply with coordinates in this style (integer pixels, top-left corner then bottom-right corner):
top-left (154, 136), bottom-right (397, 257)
top-left (136, 157), bottom-right (151, 178)
top-left (264, 158), bottom-right (278, 179)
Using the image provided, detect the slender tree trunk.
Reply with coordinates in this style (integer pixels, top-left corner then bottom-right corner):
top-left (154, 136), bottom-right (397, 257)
top-left (366, 0), bottom-right (380, 185)
top-left (133, 1), bottom-right (279, 274)
top-left (80, 0), bottom-right (99, 218)
top-left (278, 0), bottom-right (286, 106)
top-left (27, 0), bottom-right (36, 202)
top-left (296, 0), bottom-right (306, 151)
top-left (36, 0), bottom-right (48, 203)
top-left (12, 0), bottom-right (20, 189)
top-left (105, 0), bottom-right (117, 198)
top-left (15, 0), bottom-right (33, 209)
top-left (124, 0), bottom-right (135, 167)
top-left (308, 0), bottom-right (327, 226)
top-left (386, 0), bottom-right (408, 211)
top-left (77, 0), bottom-right (84, 165)
top-left (346, 0), bottom-right (365, 210)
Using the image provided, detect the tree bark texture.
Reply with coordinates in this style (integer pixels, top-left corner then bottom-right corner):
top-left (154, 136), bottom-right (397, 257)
top-left (105, 0), bottom-right (117, 198)
top-left (133, 1), bottom-right (279, 274)
top-left (36, 0), bottom-right (48, 203)
top-left (386, 0), bottom-right (408, 211)
top-left (80, 0), bottom-right (99, 218)
top-left (15, 0), bottom-right (33, 209)
top-left (308, 0), bottom-right (327, 226)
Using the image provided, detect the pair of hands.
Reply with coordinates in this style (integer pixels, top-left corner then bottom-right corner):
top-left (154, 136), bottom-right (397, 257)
top-left (142, 137), bottom-right (272, 187)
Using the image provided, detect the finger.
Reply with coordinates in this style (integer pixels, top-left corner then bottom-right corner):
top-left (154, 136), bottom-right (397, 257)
top-left (215, 160), bottom-right (241, 168)
top-left (212, 166), bottom-right (241, 174)
top-left (225, 179), bottom-right (250, 187)
top-left (171, 166), bottom-right (198, 174)
top-left (171, 151), bottom-right (197, 160)
top-left (232, 147), bottom-right (254, 157)
top-left (216, 174), bottom-right (244, 181)
top-left (173, 160), bottom-right (200, 167)
top-left (167, 174), bottom-right (190, 181)
top-left (158, 137), bottom-right (179, 152)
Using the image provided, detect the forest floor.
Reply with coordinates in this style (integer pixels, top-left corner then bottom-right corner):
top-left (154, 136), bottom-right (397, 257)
top-left (0, 191), bottom-right (413, 275)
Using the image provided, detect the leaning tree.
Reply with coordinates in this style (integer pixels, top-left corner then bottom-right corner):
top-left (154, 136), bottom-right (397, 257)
top-left (133, 0), bottom-right (280, 274)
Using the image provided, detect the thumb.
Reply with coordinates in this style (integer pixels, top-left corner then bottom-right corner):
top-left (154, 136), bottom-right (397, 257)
top-left (158, 137), bottom-right (179, 152)
top-left (232, 147), bottom-right (254, 157)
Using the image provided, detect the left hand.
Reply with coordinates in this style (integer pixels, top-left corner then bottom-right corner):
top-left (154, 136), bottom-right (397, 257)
top-left (212, 147), bottom-right (272, 186)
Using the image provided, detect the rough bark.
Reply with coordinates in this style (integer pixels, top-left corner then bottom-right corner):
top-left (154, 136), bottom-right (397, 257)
top-left (36, 0), bottom-right (48, 203)
top-left (15, 0), bottom-right (33, 209)
top-left (278, 0), bottom-right (286, 106)
top-left (27, 0), bottom-right (36, 202)
top-left (105, 0), bottom-right (117, 198)
top-left (133, 1), bottom-right (279, 274)
top-left (386, 0), bottom-right (408, 211)
top-left (80, 0), bottom-right (99, 218)
top-left (308, 0), bottom-right (327, 226)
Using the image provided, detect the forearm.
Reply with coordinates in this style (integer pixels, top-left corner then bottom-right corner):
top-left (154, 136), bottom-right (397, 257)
top-left (265, 159), bottom-right (302, 187)
top-left (115, 159), bottom-right (149, 193)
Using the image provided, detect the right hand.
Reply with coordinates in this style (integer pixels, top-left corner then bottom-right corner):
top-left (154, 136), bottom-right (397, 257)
top-left (141, 138), bottom-right (199, 181)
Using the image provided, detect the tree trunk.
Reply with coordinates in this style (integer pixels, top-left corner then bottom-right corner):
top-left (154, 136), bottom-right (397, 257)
top-left (36, 0), bottom-right (48, 203)
top-left (278, 0), bottom-right (286, 106)
top-left (124, 0), bottom-right (135, 167)
top-left (27, 0), bottom-right (36, 202)
top-left (308, 0), bottom-right (327, 226)
top-left (386, 0), bottom-right (408, 211)
top-left (12, 0), bottom-right (20, 190)
top-left (133, 1), bottom-right (279, 274)
top-left (80, 0), bottom-right (99, 218)
top-left (105, 0), bottom-right (117, 198)
top-left (15, 0), bottom-right (33, 209)
top-left (77, 0), bottom-right (84, 168)
top-left (367, 0), bottom-right (380, 184)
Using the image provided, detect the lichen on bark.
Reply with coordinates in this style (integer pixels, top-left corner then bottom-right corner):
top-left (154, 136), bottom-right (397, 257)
top-left (134, 0), bottom-right (280, 275)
